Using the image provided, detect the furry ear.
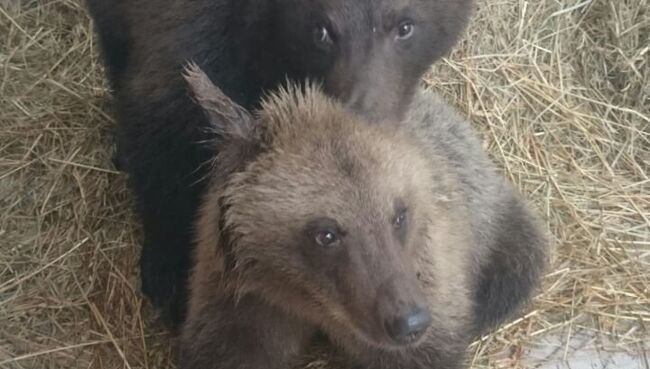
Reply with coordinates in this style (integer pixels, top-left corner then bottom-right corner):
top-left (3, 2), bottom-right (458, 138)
top-left (183, 62), bottom-right (257, 141)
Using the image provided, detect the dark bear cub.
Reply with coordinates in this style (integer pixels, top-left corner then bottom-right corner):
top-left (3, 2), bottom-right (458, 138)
top-left (84, 0), bottom-right (475, 326)
top-left (180, 65), bottom-right (548, 369)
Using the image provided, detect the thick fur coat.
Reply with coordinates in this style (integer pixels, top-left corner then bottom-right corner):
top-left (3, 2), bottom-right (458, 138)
top-left (181, 65), bottom-right (548, 369)
top-left (84, 0), bottom-right (474, 325)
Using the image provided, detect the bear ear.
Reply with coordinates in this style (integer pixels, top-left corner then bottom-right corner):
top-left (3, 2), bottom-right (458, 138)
top-left (183, 62), bottom-right (257, 142)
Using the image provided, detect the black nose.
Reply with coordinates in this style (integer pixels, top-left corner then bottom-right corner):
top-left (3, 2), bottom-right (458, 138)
top-left (384, 307), bottom-right (433, 344)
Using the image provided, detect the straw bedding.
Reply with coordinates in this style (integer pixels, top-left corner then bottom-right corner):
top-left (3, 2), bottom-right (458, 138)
top-left (1, 0), bottom-right (648, 368)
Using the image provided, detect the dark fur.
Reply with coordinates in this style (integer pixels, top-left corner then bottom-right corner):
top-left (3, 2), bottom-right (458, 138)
top-left (405, 91), bottom-right (548, 334)
top-left (84, 0), bottom-right (473, 326)
top-left (181, 66), bottom-right (548, 369)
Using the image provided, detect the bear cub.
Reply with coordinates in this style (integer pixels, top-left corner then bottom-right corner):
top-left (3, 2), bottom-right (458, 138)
top-left (180, 64), bottom-right (548, 369)
top-left (84, 0), bottom-right (474, 327)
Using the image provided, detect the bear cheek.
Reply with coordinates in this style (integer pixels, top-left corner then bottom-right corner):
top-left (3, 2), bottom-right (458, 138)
top-left (298, 240), bottom-right (346, 287)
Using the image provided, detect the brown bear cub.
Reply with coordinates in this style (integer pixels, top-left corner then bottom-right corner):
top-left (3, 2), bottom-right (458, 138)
top-left (181, 64), bottom-right (548, 369)
top-left (85, 0), bottom-right (474, 327)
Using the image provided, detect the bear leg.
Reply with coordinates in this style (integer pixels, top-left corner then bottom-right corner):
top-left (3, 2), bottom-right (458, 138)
top-left (180, 294), bottom-right (315, 369)
top-left (473, 191), bottom-right (548, 335)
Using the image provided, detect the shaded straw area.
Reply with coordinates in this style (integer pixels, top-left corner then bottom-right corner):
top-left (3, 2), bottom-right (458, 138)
top-left (0, 0), bottom-right (648, 368)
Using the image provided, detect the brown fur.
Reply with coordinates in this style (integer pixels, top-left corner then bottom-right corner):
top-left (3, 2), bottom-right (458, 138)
top-left (85, 0), bottom-right (475, 327)
top-left (180, 65), bottom-right (547, 369)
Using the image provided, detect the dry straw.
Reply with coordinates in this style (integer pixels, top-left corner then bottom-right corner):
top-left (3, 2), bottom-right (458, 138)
top-left (1, 0), bottom-right (648, 368)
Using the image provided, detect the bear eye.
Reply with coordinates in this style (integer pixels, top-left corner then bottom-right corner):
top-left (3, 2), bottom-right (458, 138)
top-left (396, 20), bottom-right (414, 40)
top-left (313, 24), bottom-right (333, 45)
top-left (315, 230), bottom-right (340, 248)
top-left (393, 211), bottom-right (407, 229)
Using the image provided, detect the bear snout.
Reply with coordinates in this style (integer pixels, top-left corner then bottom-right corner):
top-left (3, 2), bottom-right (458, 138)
top-left (384, 305), bottom-right (433, 345)
top-left (373, 268), bottom-right (431, 347)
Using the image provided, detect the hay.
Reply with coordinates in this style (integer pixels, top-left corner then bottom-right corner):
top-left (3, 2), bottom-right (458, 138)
top-left (423, 1), bottom-right (649, 367)
top-left (0, 0), bottom-right (648, 368)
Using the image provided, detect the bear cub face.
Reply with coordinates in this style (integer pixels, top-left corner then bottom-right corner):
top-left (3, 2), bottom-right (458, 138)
top-left (186, 64), bottom-right (470, 350)
top-left (270, 0), bottom-right (473, 121)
